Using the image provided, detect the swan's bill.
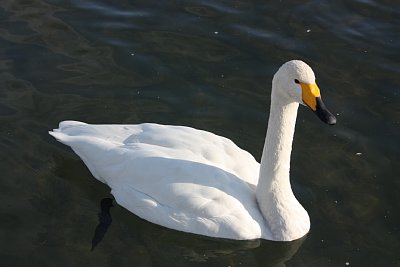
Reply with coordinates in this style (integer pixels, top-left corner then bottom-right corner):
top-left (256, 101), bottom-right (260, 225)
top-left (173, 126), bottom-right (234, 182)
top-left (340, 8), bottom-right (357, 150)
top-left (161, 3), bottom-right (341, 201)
top-left (300, 82), bottom-right (320, 111)
top-left (314, 97), bottom-right (337, 125)
top-left (300, 82), bottom-right (336, 125)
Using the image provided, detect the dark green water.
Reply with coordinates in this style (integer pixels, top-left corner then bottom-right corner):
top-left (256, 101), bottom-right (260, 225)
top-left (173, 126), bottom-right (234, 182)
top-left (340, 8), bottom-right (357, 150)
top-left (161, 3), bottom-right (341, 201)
top-left (1, 0), bottom-right (399, 266)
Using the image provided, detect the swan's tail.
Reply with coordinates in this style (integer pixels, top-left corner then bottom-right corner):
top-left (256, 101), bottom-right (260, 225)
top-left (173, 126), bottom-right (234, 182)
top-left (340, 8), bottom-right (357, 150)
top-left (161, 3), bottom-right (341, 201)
top-left (48, 120), bottom-right (105, 183)
top-left (49, 120), bottom-right (87, 144)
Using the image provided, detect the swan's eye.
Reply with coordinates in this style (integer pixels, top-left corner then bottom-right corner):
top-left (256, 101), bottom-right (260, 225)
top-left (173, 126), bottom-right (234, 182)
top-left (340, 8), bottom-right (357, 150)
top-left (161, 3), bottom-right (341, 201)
top-left (294, 79), bottom-right (300, 84)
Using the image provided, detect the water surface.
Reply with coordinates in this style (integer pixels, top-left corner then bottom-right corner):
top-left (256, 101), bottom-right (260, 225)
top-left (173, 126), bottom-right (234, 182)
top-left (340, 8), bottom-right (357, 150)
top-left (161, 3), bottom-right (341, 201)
top-left (0, 0), bottom-right (399, 266)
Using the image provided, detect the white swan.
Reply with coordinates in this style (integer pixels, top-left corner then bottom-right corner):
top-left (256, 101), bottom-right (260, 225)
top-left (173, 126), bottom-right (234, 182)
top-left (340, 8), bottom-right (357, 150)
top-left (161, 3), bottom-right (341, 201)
top-left (49, 60), bottom-right (336, 241)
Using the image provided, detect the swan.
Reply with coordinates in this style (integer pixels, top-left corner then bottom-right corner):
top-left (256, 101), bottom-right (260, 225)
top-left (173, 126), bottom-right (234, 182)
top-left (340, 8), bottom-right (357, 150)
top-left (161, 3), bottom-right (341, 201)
top-left (49, 60), bottom-right (336, 241)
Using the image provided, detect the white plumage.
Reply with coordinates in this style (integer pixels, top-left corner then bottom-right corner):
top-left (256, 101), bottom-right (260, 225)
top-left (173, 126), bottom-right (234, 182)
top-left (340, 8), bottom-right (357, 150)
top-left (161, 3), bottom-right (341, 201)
top-left (49, 60), bottom-right (336, 241)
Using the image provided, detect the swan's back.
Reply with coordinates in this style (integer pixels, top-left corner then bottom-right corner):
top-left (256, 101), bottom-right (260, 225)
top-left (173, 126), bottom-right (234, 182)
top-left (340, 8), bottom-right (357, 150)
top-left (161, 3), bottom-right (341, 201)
top-left (49, 121), bottom-right (270, 239)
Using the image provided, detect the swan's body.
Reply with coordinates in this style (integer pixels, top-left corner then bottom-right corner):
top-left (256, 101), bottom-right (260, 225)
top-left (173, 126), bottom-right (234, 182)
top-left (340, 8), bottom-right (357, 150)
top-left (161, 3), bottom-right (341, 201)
top-left (49, 60), bottom-right (336, 241)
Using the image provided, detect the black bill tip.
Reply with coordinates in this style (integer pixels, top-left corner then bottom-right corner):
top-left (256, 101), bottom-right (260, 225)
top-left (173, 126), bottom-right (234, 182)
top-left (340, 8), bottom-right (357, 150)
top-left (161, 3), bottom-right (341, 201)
top-left (314, 97), bottom-right (336, 125)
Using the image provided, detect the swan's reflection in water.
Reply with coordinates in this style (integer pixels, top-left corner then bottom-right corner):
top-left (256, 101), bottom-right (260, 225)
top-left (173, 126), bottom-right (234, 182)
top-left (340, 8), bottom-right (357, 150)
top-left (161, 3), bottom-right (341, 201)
top-left (91, 198), bottom-right (114, 251)
top-left (133, 216), bottom-right (305, 266)
top-left (91, 197), bottom-right (305, 266)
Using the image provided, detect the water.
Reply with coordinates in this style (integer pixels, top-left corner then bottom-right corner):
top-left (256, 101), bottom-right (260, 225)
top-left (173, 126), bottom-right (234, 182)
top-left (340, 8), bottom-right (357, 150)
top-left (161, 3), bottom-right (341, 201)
top-left (1, 0), bottom-right (399, 266)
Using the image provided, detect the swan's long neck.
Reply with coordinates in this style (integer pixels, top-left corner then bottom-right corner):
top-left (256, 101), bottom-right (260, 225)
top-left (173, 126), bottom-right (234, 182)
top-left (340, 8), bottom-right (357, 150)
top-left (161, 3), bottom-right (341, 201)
top-left (256, 90), bottom-right (310, 241)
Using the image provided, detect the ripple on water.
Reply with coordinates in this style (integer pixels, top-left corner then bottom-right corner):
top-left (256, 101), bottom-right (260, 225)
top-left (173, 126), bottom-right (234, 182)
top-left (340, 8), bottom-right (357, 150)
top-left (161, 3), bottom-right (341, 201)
top-left (70, 0), bottom-right (150, 18)
top-left (184, 6), bottom-right (219, 17)
top-left (137, 31), bottom-right (240, 62)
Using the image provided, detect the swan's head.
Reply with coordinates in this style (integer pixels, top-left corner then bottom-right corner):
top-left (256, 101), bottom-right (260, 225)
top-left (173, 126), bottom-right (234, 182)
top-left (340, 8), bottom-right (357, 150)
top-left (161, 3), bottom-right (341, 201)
top-left (273, 60), bottom-right (336, 125)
